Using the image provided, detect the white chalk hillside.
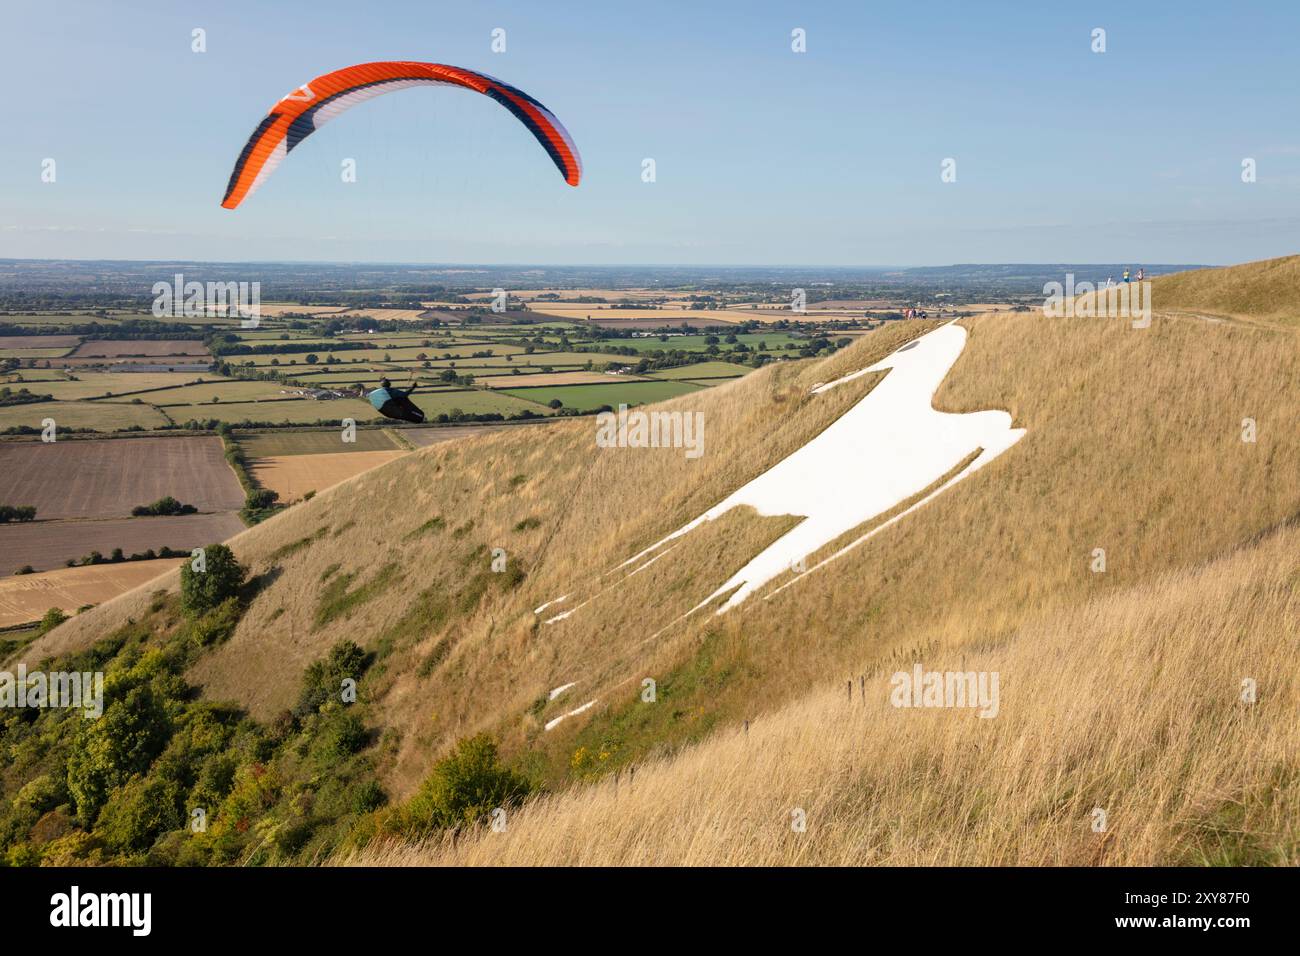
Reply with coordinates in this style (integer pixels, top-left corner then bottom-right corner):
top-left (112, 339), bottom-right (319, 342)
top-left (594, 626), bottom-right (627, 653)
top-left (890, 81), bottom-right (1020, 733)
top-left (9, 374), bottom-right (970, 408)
top-left (544, 321), bottom-right (1025, 623)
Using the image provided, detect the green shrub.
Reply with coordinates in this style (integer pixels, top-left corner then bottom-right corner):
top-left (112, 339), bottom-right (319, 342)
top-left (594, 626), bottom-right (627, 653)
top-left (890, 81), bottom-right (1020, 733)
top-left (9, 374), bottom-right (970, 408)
top-left (323, 712), bottom-right (367, 760)
top-left (179, 543), bottom-right (246, 617)
top-left (131, 496), bottom-right (198, 517)
top-left (96, 775), bottom-right (187, 854)
top-left (352, 779), bottom-right (387, 813)
top-left (37, 607), bottom-right (68, 634)
top-left (393, 734), bottom-right (534, 836)
top-left (184, 596), bottom-right (243, 647)
top-left (296, 640), bottom-right (369, 717)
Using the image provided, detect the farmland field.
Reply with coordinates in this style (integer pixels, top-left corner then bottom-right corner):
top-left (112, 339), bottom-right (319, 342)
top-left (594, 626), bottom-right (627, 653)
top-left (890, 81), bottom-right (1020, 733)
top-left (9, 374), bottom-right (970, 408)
top-left (524, 306), bottom-right (747, 322)
top-left (0, 560), bottom-right (183, 628)
top-left (0, 335), bottom-right (81, 349)
top-left (0, 513), bottom-right (245, 574)
top-left (499, 379), bottom-right (702, 409)
top-left (0, 436), bottom-right (244, 518)
top-left (0, 400), bottom-right (169, 432)
top-left (71, 339), bottom-right (210, 358)
top-left (249, 450), bottom-right (408, 502)
top-left (400, 423), bottom-right (525, 447)
top-left (146, 379), bottom-right (304, 404)
top-left (0, 348), bottom-right (74, 359)
top-left (604, 333), bottom-right (807, 352)
top-left (408, 390), bottom-right (553, 417)
top-left (647, 361), bottom-right (750, 379)
top-left (30, 372), bottom-right (211, 401)
top-left (477, 370), bottom-right (640, 388)
top-left (238, 429), bottom-right (399, 457)
top-left (238, 344), bottom-right (524, 366)
top-left (168, 398), bottom-right (378, 425)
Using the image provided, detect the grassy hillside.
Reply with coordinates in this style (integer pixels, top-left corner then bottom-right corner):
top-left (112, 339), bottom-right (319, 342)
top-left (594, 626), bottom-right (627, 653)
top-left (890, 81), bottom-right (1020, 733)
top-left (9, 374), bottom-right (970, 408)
top-left (352, 520), bottom-right (1300, 865)
top-left (9, 257), bottom-right (1299, 865)
top-left (1152, 253), bottom-right (1300, 327)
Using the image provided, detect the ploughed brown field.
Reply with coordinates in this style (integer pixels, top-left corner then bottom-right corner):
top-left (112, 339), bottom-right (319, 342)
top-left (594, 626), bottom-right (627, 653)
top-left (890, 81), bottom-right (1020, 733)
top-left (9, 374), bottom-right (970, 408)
top-left (0, 335), bottom-right (81, 349)
top-left (69, 339), bottom-right (211, 357)
top-left (0, 436), bottom-right (245, 519)
top-left (0, 560), bottom-right (182, 628)
top-left (0, 513), bottom-right (245, 574)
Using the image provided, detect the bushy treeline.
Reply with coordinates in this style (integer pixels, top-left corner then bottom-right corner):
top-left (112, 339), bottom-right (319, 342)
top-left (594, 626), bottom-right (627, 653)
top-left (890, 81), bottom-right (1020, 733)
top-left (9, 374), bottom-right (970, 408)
top-left (0, 540), bottom-right (537, 866)
top-left (0, 505), bottom-right (37, 523)
top-left (64, 545), bottom-right (189, 568)
top-left (131, 496), bottom-right (197, 517)
top-left (0, 387), bottom-right (52, 407)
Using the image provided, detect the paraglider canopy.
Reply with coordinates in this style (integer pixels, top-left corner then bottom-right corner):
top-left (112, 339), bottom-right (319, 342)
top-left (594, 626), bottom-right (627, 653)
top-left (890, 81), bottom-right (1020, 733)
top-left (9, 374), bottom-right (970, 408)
top-left (221, 61), bottom-right (582, 209)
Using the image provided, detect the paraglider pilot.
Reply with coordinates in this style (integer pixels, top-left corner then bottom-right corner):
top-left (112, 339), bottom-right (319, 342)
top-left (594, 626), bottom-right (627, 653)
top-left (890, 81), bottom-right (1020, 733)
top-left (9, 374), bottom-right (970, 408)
top-left (366, 377), bottom-right (426, 424)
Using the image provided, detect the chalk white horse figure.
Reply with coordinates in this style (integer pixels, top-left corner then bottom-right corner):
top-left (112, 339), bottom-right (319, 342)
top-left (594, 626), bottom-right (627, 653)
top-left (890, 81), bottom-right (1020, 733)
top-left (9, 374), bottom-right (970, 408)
top-left (543, 321), bottom-right (1026, 623)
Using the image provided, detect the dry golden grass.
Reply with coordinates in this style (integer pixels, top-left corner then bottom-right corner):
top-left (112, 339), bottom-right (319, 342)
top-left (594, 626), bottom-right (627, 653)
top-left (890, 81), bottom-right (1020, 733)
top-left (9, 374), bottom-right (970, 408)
top-left (347, 520), bottom-right (1300, 865)
top-left (17, 258), bottom-right (1300, 867)
top-left (1152, 254), bottom-right (1300, 327)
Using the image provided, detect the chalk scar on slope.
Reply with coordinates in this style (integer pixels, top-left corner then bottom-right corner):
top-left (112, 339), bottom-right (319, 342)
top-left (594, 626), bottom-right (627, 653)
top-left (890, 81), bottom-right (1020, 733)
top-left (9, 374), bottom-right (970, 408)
top-left (540, 320), bottom-right (1026, 622)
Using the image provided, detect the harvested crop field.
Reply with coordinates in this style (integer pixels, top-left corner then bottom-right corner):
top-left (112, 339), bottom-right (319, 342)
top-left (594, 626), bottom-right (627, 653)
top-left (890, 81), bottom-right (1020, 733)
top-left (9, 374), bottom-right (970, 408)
top-left (238, 429), bottom-right (399, 457)
top-left (70, 339), bottom-right (210, 358)
top-left (0, 436), bottom-right (244, 518)
top-left (399, 423), bottom-right (523, 447)
top-left (0, 513), bottom-right (245, 574)
top-left (248, 450), bottom-right (407, 502)
top-left (0, 559), bottom-right (182, 628)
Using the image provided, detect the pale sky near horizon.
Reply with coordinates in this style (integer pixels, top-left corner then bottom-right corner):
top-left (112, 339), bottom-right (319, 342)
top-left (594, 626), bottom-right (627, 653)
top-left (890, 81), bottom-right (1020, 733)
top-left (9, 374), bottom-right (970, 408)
top-left (1, 0), bottom-right (1297, 265)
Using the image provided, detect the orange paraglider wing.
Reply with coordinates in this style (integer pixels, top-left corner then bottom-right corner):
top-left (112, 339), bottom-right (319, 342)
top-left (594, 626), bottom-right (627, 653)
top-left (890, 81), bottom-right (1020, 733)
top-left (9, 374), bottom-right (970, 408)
top-left (221, 61), bottom-right (581, 209)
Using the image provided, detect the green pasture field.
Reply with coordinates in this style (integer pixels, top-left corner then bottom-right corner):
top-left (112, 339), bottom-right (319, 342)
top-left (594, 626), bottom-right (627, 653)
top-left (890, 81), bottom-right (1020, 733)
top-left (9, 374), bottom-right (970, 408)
top-left (499, 379), bottom-right (703, 410)
top-left (648, 361), bottom-right (751, 379)
top-left (0, 400), bottom-right (168, 432)
top-left (166, 398), bottom-right (378, 425)
top-left (142, 379), bottom-right (301, 405)
top-left (34, 372), bottom-right (213, 401)
top-left (409, 390), bottom-right (554, 417)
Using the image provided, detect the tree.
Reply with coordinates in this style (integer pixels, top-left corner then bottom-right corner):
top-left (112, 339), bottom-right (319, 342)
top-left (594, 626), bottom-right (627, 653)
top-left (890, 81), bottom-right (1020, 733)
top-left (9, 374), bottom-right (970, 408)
top-left (38, 607), bottom-right (68, 634)
top-left (66, 686), bottom-right (172, 825)
top-left (179, 543), bottom-right (246, 616)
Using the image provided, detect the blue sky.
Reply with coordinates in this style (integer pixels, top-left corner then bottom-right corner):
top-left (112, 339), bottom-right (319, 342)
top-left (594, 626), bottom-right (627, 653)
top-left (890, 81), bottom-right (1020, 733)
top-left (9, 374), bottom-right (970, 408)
top-left (1, 0), bottom-right (1296, 265)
